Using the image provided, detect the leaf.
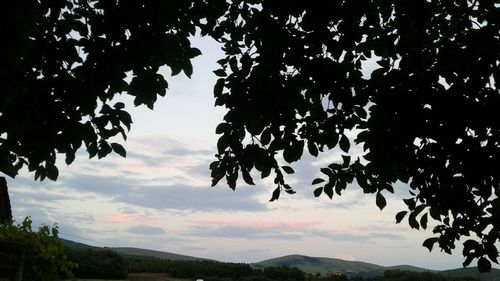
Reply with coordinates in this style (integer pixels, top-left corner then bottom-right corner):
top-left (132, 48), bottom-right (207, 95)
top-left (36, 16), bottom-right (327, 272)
top-left (335, 180), bottom-right (347, 195)
top-left (260, 127), bottom-right (271, 145)
top-left (339, 134), bottom-right (350, 152)
top-left (376, 192), bottom-right (387, 210)
top-left (324, 183), bottom-right (334, 199)
top-left (313, 187), bottom-right (323, 197)
top-left (270, 187), bottom-right (281, 202)
top-left (341, 155), bottom-right (351, 167)
top-left (65, 152), bottom-right (75, 165)
top-left (283, 139), bottom-right (304, 163)
top-left (215, 123), bottom-right (228, 134)
top-left (217, 134), bottom-right (230, 152)
top-left (403, 198), bottom-right (416, 210)
top-left (463, 255), bottom-right (475, 268)
top-left (213, 69), bottom-right (227, 77)
top-left (282, 165), bottom-right (294, 174)
top-left (395, 211), bottom-right (408, 223)
top-left (320, 167), bottom-right (333, 176)
top-left (183, 61), bottom-right (194, 78)
top-left (420, 213), bottom-right (428, 229)
top-left (307, 141), bottom-right (319, 157)
top-left (214, 78), bottom-right (225, 97)
top-left (114, 102), bottom-right (125, 109)
top-left (46, 164), bottom-right (59, 181)
top-left (485, 244), bottom-right (499, 264)
top-left (111, 143), bottom-right (126, 157)
top-left (408, 211), bottom-right (420, 230)
top-left (241, 169), bottom-right (255, 185)
top-left (312, 178), bottom-right (325, 185)
top-left (211, 172), bottom-right (224, 187)
top-left (422, 237), bottom-right (438, 252)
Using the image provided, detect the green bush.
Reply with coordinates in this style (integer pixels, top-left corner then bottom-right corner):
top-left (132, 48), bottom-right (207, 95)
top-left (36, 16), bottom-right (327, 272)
top-left (0, 217), bottom-right (73, 281)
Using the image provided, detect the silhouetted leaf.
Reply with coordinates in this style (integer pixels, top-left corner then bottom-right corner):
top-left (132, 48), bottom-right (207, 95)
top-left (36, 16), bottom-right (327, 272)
top-left (46, 165), bottom-right (59, 181)
top-left (111, 143), bottom-right (126, 157)
top-left (312, 178), bottom-right (325, 185)
top-left (376, 192), bottom-right (386, 210)
top-left (423, 237), bottom-right (438, 252)
top-left (270, 187), bottom-right (280, 202)
top-left (242, 168), bottom-right (255, 185)
top-left (396, 211), bottom-right (408, 223)
top-left (339, 134), bottom-right (350, 153)
top-left (282, 165), bottom-right (294, 174)
top-left (313, 187), bottom-right (323, 197)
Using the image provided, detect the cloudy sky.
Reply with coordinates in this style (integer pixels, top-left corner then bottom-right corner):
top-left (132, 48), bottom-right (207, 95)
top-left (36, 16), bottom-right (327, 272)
top-left (6, 36), bottom-right (478, 270)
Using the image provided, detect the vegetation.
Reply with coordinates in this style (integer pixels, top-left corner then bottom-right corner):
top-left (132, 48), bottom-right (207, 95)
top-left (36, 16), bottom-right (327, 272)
top-left (2, 0), bottom-right (498, 271)
top-left (308, 270), bottom-right (481, 281)
top-left (0, 217), bottom-right (72, 280)
top-left (62, 241), bottom-right (498, 281)
top-left (66, 248), bottom-right (128, 280)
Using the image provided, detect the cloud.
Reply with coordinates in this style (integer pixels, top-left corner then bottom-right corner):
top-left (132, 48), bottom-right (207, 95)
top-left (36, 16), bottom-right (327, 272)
top-left (62, 174), bottom-right (268, 212)
top-left (115, 185), bottom-right (267, 212)
top-left (369, 232), bottom-right (405, 240)
top-left (187, 220), bottom-right (322, 241)
top-left (314, 231), bottom-right (370, 242)
top-left (187, 225), bottom-right (304, 241)
top-left (128, 225), bottom-right (166, 235)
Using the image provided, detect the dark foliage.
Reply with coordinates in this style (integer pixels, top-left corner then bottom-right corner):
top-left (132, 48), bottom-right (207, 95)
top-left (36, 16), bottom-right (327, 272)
top-left (2, 0), bottom-right (499, 271)
top-left (66, 248), bottom-right (127, 279)
top-left (125, 256), bottom-right (304, 281)
top-left (309, 270), bottom-right (480, 281)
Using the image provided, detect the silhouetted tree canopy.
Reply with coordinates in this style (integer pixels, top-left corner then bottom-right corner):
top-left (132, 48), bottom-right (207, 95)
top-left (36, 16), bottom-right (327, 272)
top-left (2, 0), bottom-right (498, 272)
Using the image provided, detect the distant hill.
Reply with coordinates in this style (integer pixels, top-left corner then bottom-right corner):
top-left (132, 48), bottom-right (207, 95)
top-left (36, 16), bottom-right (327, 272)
top-left (442, 267), bottom-right (500, 281)
top-left (61, 239), bottom-right (102, 251)
top-left (252, 254), bottom-right (386, 278)
top-left (62, 239), bottom-right (499, 281)
top-left (62, 238), bottom-right (206, 261)
top-left (110, 247), bottom-right (207, 261)
top-left (252, 254), bottom-right (500, 281)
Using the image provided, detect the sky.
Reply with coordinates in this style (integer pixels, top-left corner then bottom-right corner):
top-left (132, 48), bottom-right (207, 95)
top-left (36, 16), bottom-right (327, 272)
top-left (5, 36), bottom-right (483, 271)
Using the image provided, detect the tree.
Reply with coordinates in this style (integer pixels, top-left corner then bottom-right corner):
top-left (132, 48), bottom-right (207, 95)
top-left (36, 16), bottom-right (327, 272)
top-left (1, 0), bottom-right (498, 272)
top-left (0, 217), bottom-right (73, 280)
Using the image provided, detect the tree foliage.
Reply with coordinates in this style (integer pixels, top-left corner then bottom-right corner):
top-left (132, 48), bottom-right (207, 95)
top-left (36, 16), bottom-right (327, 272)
top-left (66, 248), bottom-right (128, 279)
top-left (0, 217), bottom-right (73, 280)
top-left (2, 0), bottom-right (499, 272)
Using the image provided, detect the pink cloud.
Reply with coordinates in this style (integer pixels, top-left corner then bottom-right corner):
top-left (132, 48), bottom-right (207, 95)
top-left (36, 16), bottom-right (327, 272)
top-left (108, 214), bottom-right (140, 223)
top-left (334, 254), bottom-right (357, 261)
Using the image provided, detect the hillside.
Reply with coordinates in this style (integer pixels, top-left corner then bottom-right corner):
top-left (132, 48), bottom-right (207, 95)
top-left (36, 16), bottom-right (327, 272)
top-left (63, 239), bottom-right (499, 281)
top-left (442, 267), bottom-right (500, 281)
top-left (252, 254), bottom-right (500, 281)
top-left (62, 239), bottom-right (206, 261)
top-left (110, 247), bottom-right (208, 261)
top-left (252, 254), bottom-right (386, 277)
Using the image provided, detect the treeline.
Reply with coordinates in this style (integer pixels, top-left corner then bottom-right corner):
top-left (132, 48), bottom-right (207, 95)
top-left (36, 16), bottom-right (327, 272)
top-left (126, 256), bottom-right (305, 281)
top-left (65, 248), bottom-right (127, 279)
top-left (66, 247), bottom-right (304, 281)
top-left (311, 270), bottom-right (480, 281)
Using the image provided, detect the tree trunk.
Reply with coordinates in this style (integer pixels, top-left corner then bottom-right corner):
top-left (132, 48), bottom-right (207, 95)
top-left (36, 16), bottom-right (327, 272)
top-left (0, 176), bottom-right (12, 224)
